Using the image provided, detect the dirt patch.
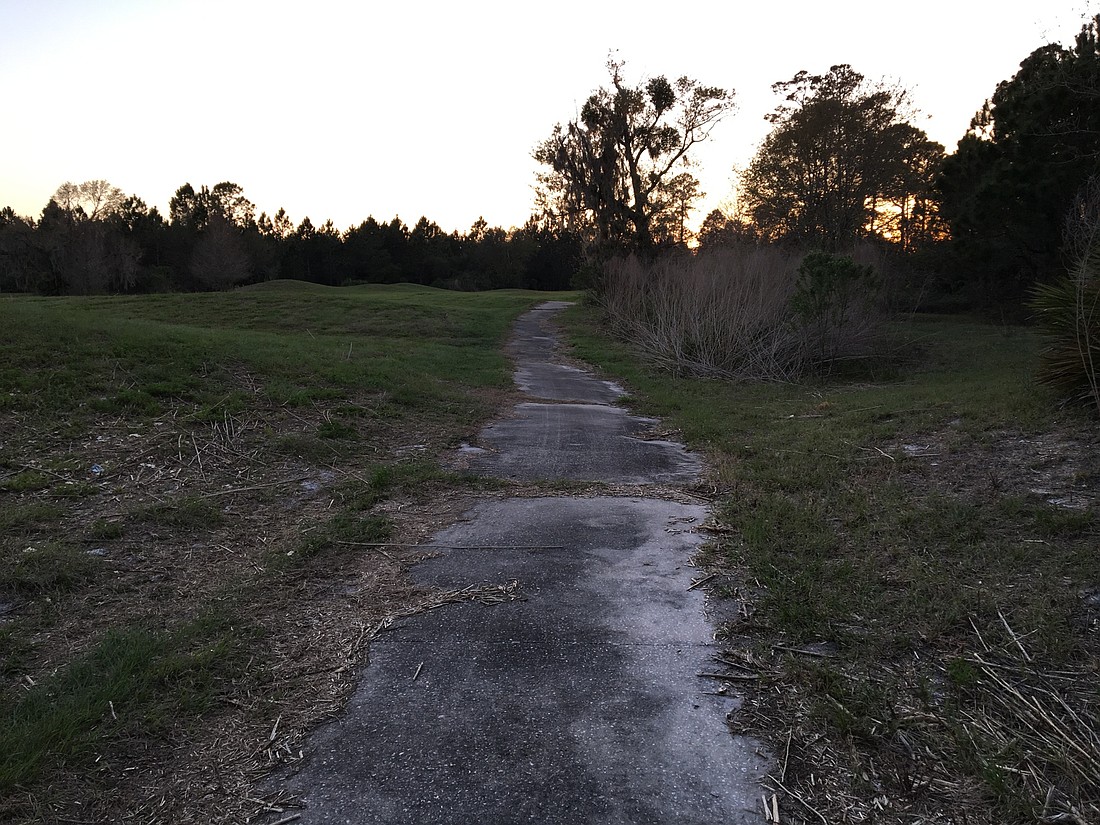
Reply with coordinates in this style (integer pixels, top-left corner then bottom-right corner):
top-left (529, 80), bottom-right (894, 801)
top-left (888, 423), bottom-right (1100, 511)
top-left (0, 388), bottom-right (499, 823)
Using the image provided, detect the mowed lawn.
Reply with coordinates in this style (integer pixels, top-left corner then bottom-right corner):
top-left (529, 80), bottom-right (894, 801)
top-left (563, 304), bottom-right (1099, 824)
top-left (0, 282), bottom-right (571, 823)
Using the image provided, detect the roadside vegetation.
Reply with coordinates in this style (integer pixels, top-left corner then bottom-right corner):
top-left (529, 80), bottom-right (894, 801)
top-left (549, 27), bottom-right (1098, 821)
top-left (599, 246), bottom-right (884, 382)
top-left (563, 302), bottom-right (1099, 824)
top-left (0, 282), bottom-right (567, 823)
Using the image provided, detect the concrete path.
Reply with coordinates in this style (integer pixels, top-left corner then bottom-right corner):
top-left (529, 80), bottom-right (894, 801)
top-left (276, 302), bottom-right (766, 823)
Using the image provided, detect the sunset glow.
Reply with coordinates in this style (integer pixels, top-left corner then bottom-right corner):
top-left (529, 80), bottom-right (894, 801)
top-left (0, 0), bottom-right (1092, 233)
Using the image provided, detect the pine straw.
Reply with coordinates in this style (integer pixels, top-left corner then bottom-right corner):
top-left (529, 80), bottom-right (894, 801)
top-left (956, 653), bottom-right (1099, 824)
top-left (723, 623), bottom-right (1100, 825)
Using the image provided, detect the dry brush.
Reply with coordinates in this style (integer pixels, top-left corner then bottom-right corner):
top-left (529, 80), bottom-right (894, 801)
top-left (598, 244), bottom-right (885, 381)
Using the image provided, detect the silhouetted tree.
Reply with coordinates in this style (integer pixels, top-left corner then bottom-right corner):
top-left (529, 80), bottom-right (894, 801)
top-left (251, 212), bottom-right (286, 282)
top-left (311, 219), bottom-right (344, 285)
top-left (535, 57), bottom-right (735, 254)
top-left (697, 209), bottom-right (758, 250)
top-left (272, 207), bottom-right (294, 239)
top-left (51, 180), bottom-right (125, 221)
top-left (208, 182), bottom-right (255, 229)
top-left (936, 15), bottom-right (1100, 308)
top-left (0, 207), bottom-right (42, 292)
top-left (378, 217), bottom-right (410, 282)
top-left (650, 172), bottom-right (704, 246)
top-left (169, 182), bottom-right (254, 231)
top-left (871, 132), bottom-right (948, 251)
top-left (513, 218), bottom-right (582, 290)
top-left (458, 220), bottom-right (529, 290)
top-left (190, 211), bottom-right (251, 290)
top-left (408, 216), bottom-right (458, 285)
top-left (741, 65), bottom-right (943, 251)
top-left (169, 183), bottom-right (206, 232)
top-left (7, 175), bottom-right (579, 294)
top-left (36, 182), bottom-right (140, 294)
top-left (106, 196), bottom-right (171, 291)
top-left (342, 217), bottom-right (400, 283)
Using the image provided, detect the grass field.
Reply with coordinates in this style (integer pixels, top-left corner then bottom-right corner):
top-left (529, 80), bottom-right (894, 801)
top-left (562, 304), bottom-right (1099, 824)
top-left (3, 281), bottom-right (1096, 823)
top-left (0, 282), bottom-right (572, 823)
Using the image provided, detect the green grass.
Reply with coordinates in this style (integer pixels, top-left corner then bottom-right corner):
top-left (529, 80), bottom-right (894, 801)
top-left (0, 502), bottom-right (63, 533)
top-left (0, 543), bottom-right (102, 596)
top-left (0, 284), bottom-right (559, 426)
top-left (563, 307), bottom-right (1091, 648)
top-left (280, 458), bottom-right (499, 568)
top-left (0, 472), bottom-right (51, 493)
top-left (0, 611), bottom-right (256, 791)
top-left (136, 496), bottom-right (226, 530)
top-left (0, 282), bottom-right (573, 816)
top-left (86, 519), bottom-right (124, 541)
top-left (562, 303), bottom-right (1099, 822)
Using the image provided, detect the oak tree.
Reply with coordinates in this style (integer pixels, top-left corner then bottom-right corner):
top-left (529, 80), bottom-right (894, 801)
top-left (535, 58), bottom-right (734, 254)
top-left (51, 180), bottom-right (125, 221)
top-left (740, 65), bottom-right (942, 251)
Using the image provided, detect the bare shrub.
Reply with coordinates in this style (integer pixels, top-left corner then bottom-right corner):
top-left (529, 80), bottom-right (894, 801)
top-left (599, 245), bottom-right (884, 380)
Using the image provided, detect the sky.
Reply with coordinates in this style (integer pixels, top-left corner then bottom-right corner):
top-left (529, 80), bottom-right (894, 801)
top-left (0, 0), bottom-right (1096, 235)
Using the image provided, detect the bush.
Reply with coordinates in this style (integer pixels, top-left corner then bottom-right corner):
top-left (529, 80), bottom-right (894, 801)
top-left (792, 251), bottom-right (881, 364)
top-left (1032, 177), bottom-right (1100, 415)
top-left (598, 245), bottom-right (884, 381)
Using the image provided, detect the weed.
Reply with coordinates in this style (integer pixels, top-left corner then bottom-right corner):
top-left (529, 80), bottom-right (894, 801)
top-left (137, 496), bottom-right (225, 530)
top-left (187, 392), bottom-right (250, 423)
top-left (0, 543), bottom-right (101, 595)
top-left (317, 420), bottom-right (358, 440)
top-left (286, 513), bottom-right (391, 568)
top-left (0, 502), bottom-right (63, 533)
top-left (91, 388), bottom-right (160, 415)
top-left (86, 519), bottom-right (124, 541)
top-left (49, 482), bottom-right (99, 498)
top-left (0, 610), bottom-right (254, 791)
top-left (0, 628), bottom-right (34, 679)
top-left (273, 434), bottom-right (336, 462)
top-left (946, 657), bottom-right (980, 687)
top-left (0, 471), bottom-right (51, 493)
top-left (1032, 504), bottom-right (1094, 537)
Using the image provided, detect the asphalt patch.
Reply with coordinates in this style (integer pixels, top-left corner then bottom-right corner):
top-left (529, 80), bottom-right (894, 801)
top-left (278, 497), bottom-right (765, 824)
top-left (467, 402), bottom-right (702, 484)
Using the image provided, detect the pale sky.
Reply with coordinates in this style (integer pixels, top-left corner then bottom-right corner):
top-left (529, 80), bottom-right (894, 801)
top-left (0, 0), bottom-right (1095, 234)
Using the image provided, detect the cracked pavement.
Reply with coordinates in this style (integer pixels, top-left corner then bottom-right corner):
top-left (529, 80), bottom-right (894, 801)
top-left (273, 301), bottom-right (766, 823)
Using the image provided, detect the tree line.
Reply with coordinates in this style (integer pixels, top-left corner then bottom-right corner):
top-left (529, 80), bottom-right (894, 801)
top-left (0, 181), bottom-right (581, 295)
top-left (3, 16), bottom-right (1097, 309)
top-left (535, 16), bottom-right (1100, 314)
